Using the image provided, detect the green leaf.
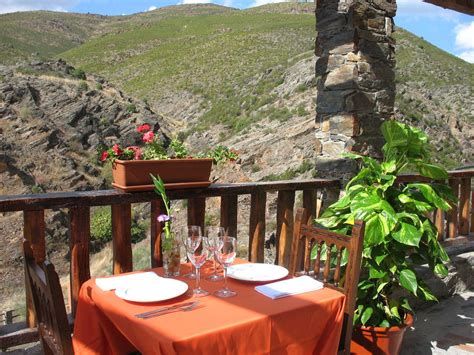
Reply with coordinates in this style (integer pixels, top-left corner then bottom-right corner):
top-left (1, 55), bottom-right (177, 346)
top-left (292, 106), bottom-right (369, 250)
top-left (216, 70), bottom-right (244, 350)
top-left (379, 320), bottom-right (390, 328)
top-left (369, 266), bottom-right (387, 279)
top-left (406, 183), bottom-right (451, 211)
top-left (434, 263), bottom-right (448, 278)
top-left (416, 162), bottom-right (449, 180)
top-left (377, 281), bottom-right (389, 293)
top-left (365, 214), bottom-right (389, 246)
top-left (399, 269), bottom-right (418, 295)
top-left (361, 306), bottom-right (373, 325)
top-left (400, 297), bottom-right (413, 313)
top-left (393, 222), bottom-right (422, 247)
top-left (419, 285), bottom-right (438, 302)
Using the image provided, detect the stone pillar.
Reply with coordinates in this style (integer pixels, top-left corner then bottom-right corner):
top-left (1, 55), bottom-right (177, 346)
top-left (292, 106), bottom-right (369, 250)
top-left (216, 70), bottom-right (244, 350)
top-left (315, 0), bottom-right (396, 180)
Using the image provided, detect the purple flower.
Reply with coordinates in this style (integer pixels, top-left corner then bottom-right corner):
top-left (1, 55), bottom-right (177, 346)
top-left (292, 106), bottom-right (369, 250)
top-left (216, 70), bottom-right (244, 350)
top-left (157, 214), bottom-right (171, 223)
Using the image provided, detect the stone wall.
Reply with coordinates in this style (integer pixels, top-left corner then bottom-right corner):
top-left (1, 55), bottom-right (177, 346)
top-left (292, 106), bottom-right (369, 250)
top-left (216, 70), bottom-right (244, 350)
top-left (314, 0), bottom-right (397, 179)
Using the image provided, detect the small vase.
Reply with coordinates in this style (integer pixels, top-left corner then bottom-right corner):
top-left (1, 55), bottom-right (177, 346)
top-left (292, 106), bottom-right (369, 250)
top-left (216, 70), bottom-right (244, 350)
top-left (162, 234), bottom-right (180, 277)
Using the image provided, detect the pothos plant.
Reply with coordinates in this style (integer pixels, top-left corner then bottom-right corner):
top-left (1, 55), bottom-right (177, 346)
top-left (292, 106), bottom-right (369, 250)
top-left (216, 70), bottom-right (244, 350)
top-left (316, 120), bottom-right (456, 328)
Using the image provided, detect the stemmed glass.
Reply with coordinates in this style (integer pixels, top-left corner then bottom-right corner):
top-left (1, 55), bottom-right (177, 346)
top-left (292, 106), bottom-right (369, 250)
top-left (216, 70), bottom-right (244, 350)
top-left (205, 227), bottom-right (225, 282)
top-left (214, 236), bottom-right (237, 298)
top-left (181, 226), bottom-right (201, 279)
top-left (184, 234), bottom-right (209, 297)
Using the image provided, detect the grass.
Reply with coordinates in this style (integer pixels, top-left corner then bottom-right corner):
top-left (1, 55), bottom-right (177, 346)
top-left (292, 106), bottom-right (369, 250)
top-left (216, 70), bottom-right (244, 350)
top-left (262, 160), bottom-right (315, 181)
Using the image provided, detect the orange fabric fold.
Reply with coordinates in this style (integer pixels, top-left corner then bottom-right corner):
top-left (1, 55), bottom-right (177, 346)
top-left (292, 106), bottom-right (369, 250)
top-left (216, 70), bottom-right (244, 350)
top-left (73, 262), bottom-right (345, 355)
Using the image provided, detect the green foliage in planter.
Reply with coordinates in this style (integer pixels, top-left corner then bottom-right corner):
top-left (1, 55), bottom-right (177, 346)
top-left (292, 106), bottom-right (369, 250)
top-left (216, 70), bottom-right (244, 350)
top-left (316, 121), bottom-right (456, 328)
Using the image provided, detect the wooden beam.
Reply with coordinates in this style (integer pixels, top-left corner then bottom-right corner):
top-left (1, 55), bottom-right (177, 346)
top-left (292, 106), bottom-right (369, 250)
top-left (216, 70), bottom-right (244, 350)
top-left (276, 191), bottom-right (295, 267)
top-left (68, 207), bottom-right (91, 317)
top-left (423, 0), bottom-right (474, 16)
top-left (220, 195), bottom-right (238, 238)
top-left (459, 178), bottom-right (471, 236)
top-left (249, 188), bottom-right (266, 262)
top-left (112, 203), bottom-right (133, 274)
top-left (187, 197), bottom-right (206, 232)
top-left (23, 210), bottom-right (45, 328)
top-left (447, 179), bottom-right (459, 239)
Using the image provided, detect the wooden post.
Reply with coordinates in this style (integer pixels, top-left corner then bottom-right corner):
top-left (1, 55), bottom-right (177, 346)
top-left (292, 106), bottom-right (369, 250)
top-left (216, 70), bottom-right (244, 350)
top-left (276, 191), bottom-right (295, 267)
top-left (459, 178), bottom-right (471, 236)
top-left (23, 210), bottom-right (45, 328)
top-left (435, 208), bottom-right (444, 240)
top-left (447, 179), bottom-right (459, 239)
top-left (150, 200), bottom-right (164, 268)
top-left (68, 206), bottom-right (91, 317)
top-left (220, 195), bottom-right (238, 238)
top-left (471, 190), bottom-right (474, 234)
top-left (249, 188), bottom-right (266, 262)
top-left (112, 203), bottom-right (133, 274)
top-left (302, 189), bottom-right (316, 221)
top-left (187, 197), bottom-right (206, 232)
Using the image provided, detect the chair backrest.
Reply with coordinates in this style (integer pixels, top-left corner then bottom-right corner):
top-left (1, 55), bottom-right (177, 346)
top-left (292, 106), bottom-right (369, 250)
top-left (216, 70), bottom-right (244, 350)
top-left (23, 240), bottom-right (73, 355)
top-left (289, 208), bottom-right (364, 355)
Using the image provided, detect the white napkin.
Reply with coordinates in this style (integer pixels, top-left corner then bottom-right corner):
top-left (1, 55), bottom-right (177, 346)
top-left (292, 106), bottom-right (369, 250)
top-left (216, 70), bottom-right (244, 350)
top-left (255, 275), bottom-right (324, 299)
top-left (96, 271), bottom-right (161, 291)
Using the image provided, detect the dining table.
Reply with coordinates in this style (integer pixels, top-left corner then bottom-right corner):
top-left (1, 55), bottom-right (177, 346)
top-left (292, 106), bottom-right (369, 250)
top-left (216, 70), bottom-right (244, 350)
top-left (72, 260), bottom-right (346, 355)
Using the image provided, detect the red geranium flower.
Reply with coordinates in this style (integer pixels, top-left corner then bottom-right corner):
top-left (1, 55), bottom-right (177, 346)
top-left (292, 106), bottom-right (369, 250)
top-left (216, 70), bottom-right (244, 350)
top-left (137, 124), bottom-right (151, 133)
top-left (112, 144), bottom-right (122, 155)
top-left (100, 151), bottom-right (109, 162)
top-left (142, 131), bottom-right (154, 143)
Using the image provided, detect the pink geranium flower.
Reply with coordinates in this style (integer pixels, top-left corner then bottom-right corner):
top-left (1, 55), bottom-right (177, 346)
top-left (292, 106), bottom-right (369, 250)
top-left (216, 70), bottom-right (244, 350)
top-left (142, 131), bottom-right (154, 143)
top-left (112, 144), bottom-right (122, 155)
top-left (126, 146), bottom-right (142, 160)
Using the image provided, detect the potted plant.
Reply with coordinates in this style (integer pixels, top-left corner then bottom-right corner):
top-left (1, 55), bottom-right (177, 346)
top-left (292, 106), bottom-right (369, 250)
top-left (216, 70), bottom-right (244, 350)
top-left (151, 174), bottom-right (180, 277)
top-left (315, 121), bottom-right (456, 354)
top-left (100, 123), bottom-right (238, 191)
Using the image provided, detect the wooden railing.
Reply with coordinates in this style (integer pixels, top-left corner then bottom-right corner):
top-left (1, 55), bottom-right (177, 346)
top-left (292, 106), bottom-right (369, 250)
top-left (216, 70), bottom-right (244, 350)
top-left (0, 179), bottom-right (341, 349)
top-left (398, 168), bottom-right (474, 242)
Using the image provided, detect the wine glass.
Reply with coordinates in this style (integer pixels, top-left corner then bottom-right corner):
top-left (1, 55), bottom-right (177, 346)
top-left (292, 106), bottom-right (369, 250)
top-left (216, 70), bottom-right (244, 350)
top-left (185, 235), bottom-right (209, 297)
top-left (204, 227), bottom-right (225, 281)
top-left (181, 226), bottom-right (201, 279)
top-left (214, 236), bottom-right (237, 298)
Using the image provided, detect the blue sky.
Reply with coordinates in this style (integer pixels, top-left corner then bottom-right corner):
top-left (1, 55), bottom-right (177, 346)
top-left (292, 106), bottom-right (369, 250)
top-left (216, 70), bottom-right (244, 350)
top-left (1, 0), bottom-right (473, 63)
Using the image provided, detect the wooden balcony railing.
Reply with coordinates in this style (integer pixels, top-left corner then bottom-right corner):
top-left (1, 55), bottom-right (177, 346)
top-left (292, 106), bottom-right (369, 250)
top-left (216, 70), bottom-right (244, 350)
top-left (0, 179), bottom-right (341, 349)
top-left (0, 168), bottom-right (473, 349)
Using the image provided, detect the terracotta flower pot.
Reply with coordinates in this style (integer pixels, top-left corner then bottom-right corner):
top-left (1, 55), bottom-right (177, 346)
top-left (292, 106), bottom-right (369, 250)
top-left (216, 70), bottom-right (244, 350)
top-left (111, 158), bottom-right (213, 192)
top-left (350, 313), bottom-right (414, 355)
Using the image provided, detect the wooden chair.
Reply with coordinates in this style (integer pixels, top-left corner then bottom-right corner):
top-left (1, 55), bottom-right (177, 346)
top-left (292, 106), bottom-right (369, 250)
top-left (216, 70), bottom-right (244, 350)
top-left (23, 240), bottom-right (73, 355)
top-left (289, 208), bottom-right (365, 355)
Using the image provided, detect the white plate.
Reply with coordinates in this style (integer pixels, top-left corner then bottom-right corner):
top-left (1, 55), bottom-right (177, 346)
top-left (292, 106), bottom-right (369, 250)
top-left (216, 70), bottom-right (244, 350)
top-left (227, 263), bottom-right (289, 282)
top-left (115, 278), bottom-right (188, 303)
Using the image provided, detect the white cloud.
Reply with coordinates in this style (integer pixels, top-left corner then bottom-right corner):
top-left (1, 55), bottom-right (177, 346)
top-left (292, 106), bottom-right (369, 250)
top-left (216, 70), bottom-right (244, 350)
top-left (454, 21), bottom-right (474, 63)
top-left (396, 0), bottom-right (460, 21)
top-left (0, 0), bottom-right (78, 14)
top-left (251, 0), bottom-right (285, 8)
top-left (148, 5), bottom-right (157, 11)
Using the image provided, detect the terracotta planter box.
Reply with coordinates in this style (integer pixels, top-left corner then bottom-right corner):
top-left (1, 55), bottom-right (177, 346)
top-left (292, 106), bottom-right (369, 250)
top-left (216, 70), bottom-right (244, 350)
top-left (111, 158), bottom-right (213, 192)
top-left (350, 313), bottom-right (413, 355)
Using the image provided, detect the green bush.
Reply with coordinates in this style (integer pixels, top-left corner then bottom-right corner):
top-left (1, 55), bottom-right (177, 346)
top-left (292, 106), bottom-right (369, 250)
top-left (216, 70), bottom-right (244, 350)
top-left (91, 207), bottom-right (146, 245)
top-left (126, 103), bottom-right (137, 114)
top-left (72, 68), bottom-right (86, 80)
top-left (77, 80), bottom-right (88, 93)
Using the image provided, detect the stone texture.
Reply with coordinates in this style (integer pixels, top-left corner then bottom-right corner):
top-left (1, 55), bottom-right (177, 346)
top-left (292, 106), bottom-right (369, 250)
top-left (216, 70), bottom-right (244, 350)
top-left (315, 0), bottom-right (396, 175)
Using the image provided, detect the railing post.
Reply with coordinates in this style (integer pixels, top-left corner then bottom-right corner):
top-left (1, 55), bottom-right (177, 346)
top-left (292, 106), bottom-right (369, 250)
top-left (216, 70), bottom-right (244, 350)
top-left (471, 190), bottom-right (474, 234)
top-left (435, 208), bottom-right (444, 240)
top-left (447, 178), bottom-right (459, 239)
top-left (276, 191), bottom-right (295, 267)
top-left (459, 178), bottom-right (471, 236)
top-left (302, 189), bottom-right (317, 220)
top-left (68, 207), bottom-right (91, 317)
top-left (249, 188), bottom-right (266, 262)
top-left (150, 200), bottom-right (164, 268)
top-left (220, 195), bottom-right (238, 238)
top-left (112, 203), bottom-right (133, 274)
top-left (23, 210), bottom-right (45, 328)
top-left (188, 197), bottom-right (206, 232)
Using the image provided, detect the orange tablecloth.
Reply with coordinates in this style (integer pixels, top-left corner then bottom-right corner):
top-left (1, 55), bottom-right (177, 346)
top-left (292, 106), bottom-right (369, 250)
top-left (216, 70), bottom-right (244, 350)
top-left (73, 262), bottom-right (345, 355)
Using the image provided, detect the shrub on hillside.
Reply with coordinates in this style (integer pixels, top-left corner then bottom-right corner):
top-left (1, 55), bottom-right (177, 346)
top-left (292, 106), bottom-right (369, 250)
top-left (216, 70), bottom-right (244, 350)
top-left (91, 207), bottom-right (146, 245)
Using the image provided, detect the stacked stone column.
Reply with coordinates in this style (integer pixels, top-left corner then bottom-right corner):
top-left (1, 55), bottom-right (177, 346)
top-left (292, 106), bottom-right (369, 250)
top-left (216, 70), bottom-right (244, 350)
top-left (315, 0), bottom-right (396, 179)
